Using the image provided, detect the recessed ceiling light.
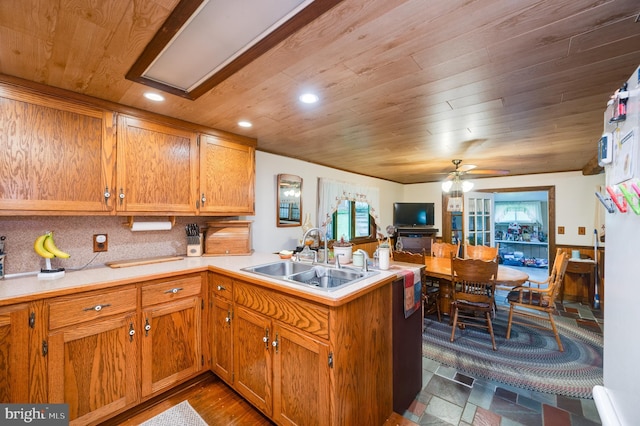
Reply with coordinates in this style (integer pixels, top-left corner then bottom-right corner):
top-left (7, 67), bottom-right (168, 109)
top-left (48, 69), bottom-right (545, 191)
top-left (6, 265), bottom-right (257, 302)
top-left (238, 121), bottom-right (253, 128)
top-left (144, 92), bottom-right (165, 102)
top-left (299, 93), bottom-right (319, 104)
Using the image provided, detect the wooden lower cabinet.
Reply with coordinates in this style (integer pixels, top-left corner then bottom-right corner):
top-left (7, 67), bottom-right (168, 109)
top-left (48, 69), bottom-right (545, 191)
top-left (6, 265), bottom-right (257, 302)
top-left (272, 323), bottom-right (330, 426)
top-left (210, 295), bottom-right (234, 384)
top-left (141, 296), bottom-right (202, 397)
top-left (48, 311), bottom-right (139, 425)
top-left (44, 273), bottom-right (205, 424)
top-left (0, 303), bottom-right (31, 403)
top-left (234, 305), bottom-right (274, 416)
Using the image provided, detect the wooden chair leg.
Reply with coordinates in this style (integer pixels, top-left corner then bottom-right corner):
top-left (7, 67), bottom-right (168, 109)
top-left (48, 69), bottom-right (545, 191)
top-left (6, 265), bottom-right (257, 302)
top-left (449, 307), bottom-right (459, 343)
top-left (486, 312), bottom-right (497, 351)
top-left (506, 304), bottom-right (514, 340)
top-left (435, 294), bottom-right (441, 322)
top-left (548, 313), bottom-right (564, 352)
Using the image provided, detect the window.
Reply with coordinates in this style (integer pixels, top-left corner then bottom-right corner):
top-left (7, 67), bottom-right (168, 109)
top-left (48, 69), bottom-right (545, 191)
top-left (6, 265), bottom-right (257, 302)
top-left (327, 200), bottom-right (374, 241)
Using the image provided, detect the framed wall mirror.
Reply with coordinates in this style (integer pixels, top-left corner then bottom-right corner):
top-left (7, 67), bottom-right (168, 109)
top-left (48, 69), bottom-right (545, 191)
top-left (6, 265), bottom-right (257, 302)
top-left (277, 174), bottom-right (303, 227)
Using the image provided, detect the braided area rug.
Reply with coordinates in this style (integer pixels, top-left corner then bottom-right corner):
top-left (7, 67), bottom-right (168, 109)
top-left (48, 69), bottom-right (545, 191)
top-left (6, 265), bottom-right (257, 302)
top-left (422, 311), bottom-right (603, 398)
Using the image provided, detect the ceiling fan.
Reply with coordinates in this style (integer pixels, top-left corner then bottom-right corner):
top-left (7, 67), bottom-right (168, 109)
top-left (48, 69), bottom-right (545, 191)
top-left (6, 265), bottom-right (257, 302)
top-left (441, 159), bottom-right (509, 193)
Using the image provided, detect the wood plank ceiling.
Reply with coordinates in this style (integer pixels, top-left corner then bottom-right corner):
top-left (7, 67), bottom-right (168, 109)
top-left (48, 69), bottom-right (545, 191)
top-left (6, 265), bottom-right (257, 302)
top-left (0, 0), bottom-right (639, 184)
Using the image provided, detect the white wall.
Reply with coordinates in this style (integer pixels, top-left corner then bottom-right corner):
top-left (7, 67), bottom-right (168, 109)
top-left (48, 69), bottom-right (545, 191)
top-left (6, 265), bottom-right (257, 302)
top-left (403, 172), bottom-right (605, 247)
top-left (249, 153), bottom-right (605, 252)
top-left (248, 151), bottom-right (404, 253)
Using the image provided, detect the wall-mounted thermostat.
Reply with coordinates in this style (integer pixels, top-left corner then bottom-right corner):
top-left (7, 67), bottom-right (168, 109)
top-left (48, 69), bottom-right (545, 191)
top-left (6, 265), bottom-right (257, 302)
top-left (598, 133), bottom-right (613, 166)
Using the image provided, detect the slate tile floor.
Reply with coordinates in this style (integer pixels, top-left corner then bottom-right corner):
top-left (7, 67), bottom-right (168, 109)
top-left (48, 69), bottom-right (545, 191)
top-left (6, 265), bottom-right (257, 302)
top-left (401, 266), bottom-right (604, 426)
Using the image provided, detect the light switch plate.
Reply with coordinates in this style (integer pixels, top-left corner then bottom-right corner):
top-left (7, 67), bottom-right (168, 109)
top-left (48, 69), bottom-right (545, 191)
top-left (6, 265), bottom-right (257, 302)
top-left (558, 226), bottom-right (565, 235)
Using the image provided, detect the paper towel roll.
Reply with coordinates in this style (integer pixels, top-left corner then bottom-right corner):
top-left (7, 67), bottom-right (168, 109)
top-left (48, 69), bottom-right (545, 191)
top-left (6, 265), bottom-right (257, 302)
top-left (130, 221), bottom-right (173, 231)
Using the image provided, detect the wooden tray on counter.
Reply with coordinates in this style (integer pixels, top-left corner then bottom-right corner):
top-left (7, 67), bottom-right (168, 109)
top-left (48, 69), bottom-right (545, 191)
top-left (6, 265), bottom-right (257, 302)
top-left (106, 256), bottom-right (183, 268)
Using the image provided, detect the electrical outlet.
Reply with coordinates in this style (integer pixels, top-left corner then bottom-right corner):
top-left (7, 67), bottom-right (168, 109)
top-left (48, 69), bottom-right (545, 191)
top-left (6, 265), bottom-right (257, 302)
top-left (578, 227), bottom-right (586, 235)
top-left (93, 234), bottom-right (108, 252)
top-left (558, 226), bottom-right (565, 235)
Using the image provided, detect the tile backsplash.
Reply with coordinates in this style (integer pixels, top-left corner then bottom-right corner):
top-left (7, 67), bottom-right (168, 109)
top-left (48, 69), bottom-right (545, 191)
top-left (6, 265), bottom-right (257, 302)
top-left (0, 216), bottom-right (212, 276)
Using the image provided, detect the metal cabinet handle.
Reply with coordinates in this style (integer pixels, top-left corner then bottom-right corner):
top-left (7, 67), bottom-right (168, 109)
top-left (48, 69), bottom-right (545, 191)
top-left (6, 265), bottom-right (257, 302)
top-left (83, 303), bottom-right (111, 312)
top-left (129, 323), bottom-right (135, 342)
top-left (272, 333), bottom-right (279, 353)
top-left (201, 193), bottom-right (206, 205)
top-left (164, 287), bottom-right (183, 294)
top-left (263, 328), bottom-right (270, 349)
top-left (119, 188), bottom-right (125, 205)
top-left (104, 186), bottom-right (111, 204)
top-left (217, 285), bottom-right (226, 291)
top-left (225, 311), bottom-right (231, 324)
top-left (144, 318), bottom-right (151, 336)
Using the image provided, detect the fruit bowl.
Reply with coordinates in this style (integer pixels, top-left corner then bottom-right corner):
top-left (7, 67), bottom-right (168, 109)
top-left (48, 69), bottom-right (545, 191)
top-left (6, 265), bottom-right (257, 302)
top-left (278, 250), bottom-right (293, 259)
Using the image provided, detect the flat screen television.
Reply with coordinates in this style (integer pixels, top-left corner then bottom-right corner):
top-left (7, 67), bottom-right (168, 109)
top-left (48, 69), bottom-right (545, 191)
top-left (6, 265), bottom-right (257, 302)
top-left (393, 202), bottom-right (435, 228)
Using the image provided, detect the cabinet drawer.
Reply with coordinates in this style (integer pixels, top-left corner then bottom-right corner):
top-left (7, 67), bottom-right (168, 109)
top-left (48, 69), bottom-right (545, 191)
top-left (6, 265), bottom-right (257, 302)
top-left (49, 287), bottom-right (137, 330)
top-left (141, 275), bottom-right (202, 307)
top-left (234, 281), bottom-right (329, 339)
top-left (210, 274), bottom-right (233, 300)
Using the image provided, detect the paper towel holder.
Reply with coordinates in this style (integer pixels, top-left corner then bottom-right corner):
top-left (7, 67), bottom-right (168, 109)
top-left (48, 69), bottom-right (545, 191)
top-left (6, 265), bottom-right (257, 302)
top-left (124, 216), bottom-right (176, 231)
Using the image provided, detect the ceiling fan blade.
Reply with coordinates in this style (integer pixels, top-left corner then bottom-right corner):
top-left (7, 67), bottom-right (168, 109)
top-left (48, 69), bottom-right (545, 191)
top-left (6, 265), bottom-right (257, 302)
top-left (466, 169), bottom-right (510, 176)
top-left (457, 164), bottom-right (477, 172)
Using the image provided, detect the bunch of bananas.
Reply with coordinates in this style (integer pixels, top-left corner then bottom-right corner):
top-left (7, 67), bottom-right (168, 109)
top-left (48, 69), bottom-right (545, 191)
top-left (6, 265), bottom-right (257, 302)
top-left (34, 232), bottom-right (71, 259)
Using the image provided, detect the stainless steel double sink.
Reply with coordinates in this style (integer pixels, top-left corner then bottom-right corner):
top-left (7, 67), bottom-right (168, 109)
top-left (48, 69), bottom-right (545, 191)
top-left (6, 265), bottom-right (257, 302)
top-left (241, 260), bottom-right (379, 292)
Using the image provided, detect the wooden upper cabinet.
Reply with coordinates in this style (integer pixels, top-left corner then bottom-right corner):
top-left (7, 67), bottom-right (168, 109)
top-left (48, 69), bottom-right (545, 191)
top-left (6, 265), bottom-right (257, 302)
top-left (0, 88), bottom-right (116, 214)
top-left (116, 115), bottom-right (198, 214)
top-left (199, 134), bottom-right (255, 215)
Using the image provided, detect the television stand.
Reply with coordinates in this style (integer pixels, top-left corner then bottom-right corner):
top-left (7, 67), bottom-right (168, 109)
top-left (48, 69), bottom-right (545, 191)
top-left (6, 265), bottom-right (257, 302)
top-left (395, 228), bottom-right (438, 254)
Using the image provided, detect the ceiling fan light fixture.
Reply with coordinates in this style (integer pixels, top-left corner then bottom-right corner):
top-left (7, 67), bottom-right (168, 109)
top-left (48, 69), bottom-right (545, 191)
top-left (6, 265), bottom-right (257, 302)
top-left (462, 180), bottom-right (474, 192)
top-left (441, 180), bottom-right (453, 192)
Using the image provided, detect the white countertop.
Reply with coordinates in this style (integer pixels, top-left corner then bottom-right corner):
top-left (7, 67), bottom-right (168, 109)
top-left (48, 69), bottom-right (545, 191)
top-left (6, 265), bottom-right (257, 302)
top-left (0, 252), bottom-right (417, 306)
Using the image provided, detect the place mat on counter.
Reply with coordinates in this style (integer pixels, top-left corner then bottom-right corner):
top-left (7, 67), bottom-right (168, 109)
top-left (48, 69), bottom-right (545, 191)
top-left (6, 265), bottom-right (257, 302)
top-left (106, 256), bottom-right (183, 268)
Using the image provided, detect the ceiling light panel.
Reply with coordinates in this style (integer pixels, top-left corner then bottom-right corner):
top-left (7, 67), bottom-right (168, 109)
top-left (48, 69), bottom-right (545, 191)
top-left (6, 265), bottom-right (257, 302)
top-left (142, 0), bottom-right (313, 92)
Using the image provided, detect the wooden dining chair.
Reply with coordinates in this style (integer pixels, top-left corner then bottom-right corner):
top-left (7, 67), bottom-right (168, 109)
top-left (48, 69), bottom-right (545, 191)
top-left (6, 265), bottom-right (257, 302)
top-left (449, 254), bottom-right (499, 350)
top-left (431, 241), bottom-right (460, 259)
top-left (506, 249), bottom-right (569, 351)
top-left (464, 243), bottom-right (499, 261)
top-left (393, 249), bottom-right (441, 322)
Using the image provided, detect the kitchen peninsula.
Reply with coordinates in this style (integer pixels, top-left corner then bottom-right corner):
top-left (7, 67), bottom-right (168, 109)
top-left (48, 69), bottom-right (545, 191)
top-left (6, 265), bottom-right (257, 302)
top-left (0, 253), bottom-right (412, 426)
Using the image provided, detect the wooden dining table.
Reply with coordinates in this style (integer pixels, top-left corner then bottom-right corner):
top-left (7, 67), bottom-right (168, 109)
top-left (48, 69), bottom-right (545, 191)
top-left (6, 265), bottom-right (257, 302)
top-left (423, 256), bottom-right (530, 315)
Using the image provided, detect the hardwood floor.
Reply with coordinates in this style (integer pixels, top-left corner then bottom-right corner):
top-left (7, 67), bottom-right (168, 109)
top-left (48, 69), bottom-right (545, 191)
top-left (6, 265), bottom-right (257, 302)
top-left (99, 373), bottom-right (274, 426)
top-left (101, 371), bottom-right (407, 426)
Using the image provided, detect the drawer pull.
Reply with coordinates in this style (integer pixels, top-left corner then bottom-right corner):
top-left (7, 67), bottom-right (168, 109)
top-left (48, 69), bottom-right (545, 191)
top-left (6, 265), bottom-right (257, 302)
top-left (164, 287), bottom-right (183, 294)
top-left (217, 285), bottom-right (226, 291)
top-left (83, 303), bottom-right (111, 312)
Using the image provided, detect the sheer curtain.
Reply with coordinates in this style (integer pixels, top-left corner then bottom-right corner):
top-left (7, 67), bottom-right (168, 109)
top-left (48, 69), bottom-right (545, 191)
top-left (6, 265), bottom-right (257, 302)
top-left (494, 201), bottom-right (543, 224)
top-left (317, 177), bottom-right (381, 232)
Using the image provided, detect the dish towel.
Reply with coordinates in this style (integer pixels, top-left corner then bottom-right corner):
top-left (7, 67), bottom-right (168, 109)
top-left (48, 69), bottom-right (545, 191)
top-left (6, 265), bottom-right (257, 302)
top-left (402, 268), bottom-right (421, 318)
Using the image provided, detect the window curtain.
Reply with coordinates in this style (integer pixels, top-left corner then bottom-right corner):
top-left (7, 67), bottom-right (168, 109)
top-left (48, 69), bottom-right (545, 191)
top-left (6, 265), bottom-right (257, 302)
top-left (494, 201), bottom-right (543, 224)
top-left (317, 177), bottom-right (381, 232)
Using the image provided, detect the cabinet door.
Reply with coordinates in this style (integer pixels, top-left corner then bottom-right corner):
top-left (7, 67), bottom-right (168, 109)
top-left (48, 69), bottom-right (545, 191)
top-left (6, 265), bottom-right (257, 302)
top-left (117, 115), bottom-right (198, 213)
top-left (0, 304), bottom-right (30, 403)
top-left (141, 296), bottom-right (202, 397)
top-left (199, 133), bottom-right (255, 215)
top-left (234, 305), bottom-right (272, 416)
top-left (0, 90), bottom-right (116, 213)
top-left (48, 312), bottom-right (138, 425)
top-left (211, 296), bottom-right (233, 384)
top-left (272, 323), bottom-right (330, 426)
